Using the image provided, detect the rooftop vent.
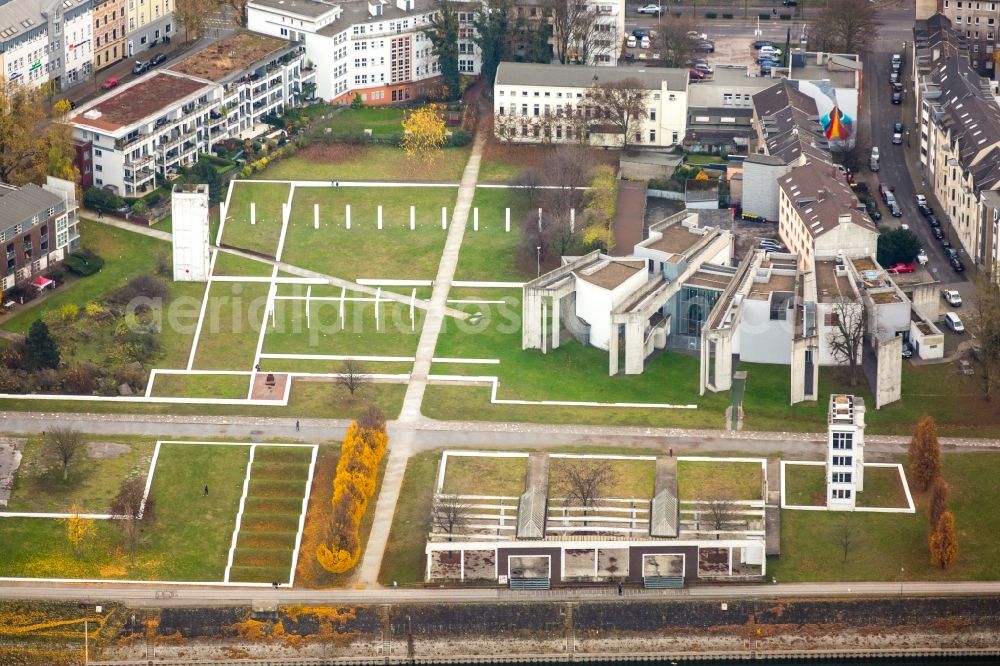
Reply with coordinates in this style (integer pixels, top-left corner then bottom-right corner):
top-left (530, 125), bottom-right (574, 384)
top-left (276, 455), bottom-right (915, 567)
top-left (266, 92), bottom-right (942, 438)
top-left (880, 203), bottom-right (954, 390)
top-left (83, 110), bottom-right (102, 120)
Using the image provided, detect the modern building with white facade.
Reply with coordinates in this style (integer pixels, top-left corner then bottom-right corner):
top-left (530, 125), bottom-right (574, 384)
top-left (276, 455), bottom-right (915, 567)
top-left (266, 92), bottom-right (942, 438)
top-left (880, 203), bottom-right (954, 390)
top-left (826, 394), bottom-right (866, 510)
top-left (247, 0), bottom-right (480, 105)
top-left (914, 14), bottom-right (1000, 274)
top-left (494, 62), bottom-right (688, 147)
top-left (171, 183), bottom-right (210, 282)
top-left (0, 176), bottom-right (80, 292)
top-left (68, 32), bottom-right (309, 195)
top-left (0, 0), bottom-right (93, 90)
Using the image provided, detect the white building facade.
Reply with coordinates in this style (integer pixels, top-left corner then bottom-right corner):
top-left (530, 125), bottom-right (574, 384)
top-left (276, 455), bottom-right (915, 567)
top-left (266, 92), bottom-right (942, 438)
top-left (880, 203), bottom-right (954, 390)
top-left (0, 0), bottom-right (93, 90)
top-left (126, 0), bottom-right (172, 56)
top-left (494, 62), bottom-right (688, 147)
top-left (826, 394), bottom-right (866, 510)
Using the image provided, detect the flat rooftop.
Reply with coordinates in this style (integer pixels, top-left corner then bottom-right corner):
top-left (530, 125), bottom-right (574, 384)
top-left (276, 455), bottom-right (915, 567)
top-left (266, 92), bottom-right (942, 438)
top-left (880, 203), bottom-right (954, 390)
top-left (748, 273), bottom-right (796, 300)
top-left (851, 257), bottom-right (879, 273)
top-left (869, 290), bottom-right (903, 304)
top-left (645, 224), bottom-right (703, 256)
top-left (71, 72), bottom-right (211, 133)
top-left (888, 265), bottom-right (938, 288)
top-left (169, 32), bottom-right (291, 82)
top-left (815, 260), bottom-right (853, 303)
top-left (577, 260), bottom-right (645, 290)
top-left (248, 0), bottom-right (338, 19)
top-left (787, 63), bottom-right (857, 88)
top-left (685, 270), bottom-right (734, 291)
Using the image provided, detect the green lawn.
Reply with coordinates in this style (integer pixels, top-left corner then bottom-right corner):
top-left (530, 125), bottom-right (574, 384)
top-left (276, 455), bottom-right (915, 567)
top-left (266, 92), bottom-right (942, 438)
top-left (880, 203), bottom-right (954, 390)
top-left (192, 282), bottom-right (271, 371)
top-left (6, 436), bottom-right (156, 514)
top-left (856, 465), bottom-right (910, 509)
top-left (221, 181), bottom-right (290, 257)
top-left (549, 457), bottom-right (655, 499)
top-left (783, 463), bottom-right (825, 507)
top-left (281, 186), bottom-right (454, 281)
top-left (323, 107), bottom-right (406, 137)
top-left (773, 452), bottom-right (1000, 582)
top-left (441, 454), bottom-right (528, 496)
top-left (259, 144), bottom-right (471, 182)
top-left (149, 373), bottom-right (251, 399)
top-left (261, 358), bottom-right (411, 376)
top-left (677, 460), bottom-right (764, 501)
top-left (213, 250), bottom-right (274, 277)
top-left (378, 450), bottom-right (438, 586)
top-left (0, 442), bottom-right (249, 581)
top-left (454, 188), bottom-right (532, 281)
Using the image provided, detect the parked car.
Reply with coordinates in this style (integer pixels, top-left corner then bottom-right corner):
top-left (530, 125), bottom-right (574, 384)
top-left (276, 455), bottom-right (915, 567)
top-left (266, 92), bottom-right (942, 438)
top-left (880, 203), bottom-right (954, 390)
top-left (896, 122), bottom-right (905, 133)
top-left (887, 262), bottom-right (916, 274)
top-left (892, 132), bottom-right (902, 145)
top-left (758, 53), bottom-right (781, 64)
top-left (889, 71), bottom-right (900, 84)
top-left (870, 147), bottom-right (880, 172)
top-left (890, 202), bottom-right (902, 217)
top-left (927, 213), bottom-right (941, 227)
top-left (101, 76), bottom-right (120, 89)
top-left (901, 341), bottom-right (913, 359)
top-left (950, 255), bottom-right (965, 272)
top-left (916, 193), bottom-right (927, 205)
top-left (752, 39), bottom-right (776, 49)
top-left (626, 34), bottom-right (637, 48)
top-left (686, 30), bottom-right (707, 40)
top-left (892, 53), bottom-right (902, 67)
top-left (892, 91), bottom-right (902, 104)
top-left (632, 28), bottom-right (648, 39)
top-left (945, 311), bottom-right (965, 333)
top-left (694, 41), bottom-right (715, 53)
top-left (640, 36), bottom-right (650, 49)
top-left (917, 203), bottom-right (931, 216)
top-left (759, 45), bottom-right (782, 57)
top-left (932, 226), bottom-right (945, 239)
top-left (759, 64), bottom-right (773, 76)
top-left (132, 60), bottom-right (149, 75)
top-left (942, 289), bottom-right (963, 307)
top-left (149, 52), bottom-right (167, 67)
top-left (688, 68), bottom-right (707, 80)
top-left (916, 248), bottom-right (929, 265)
top-left (637, 3), bottom-right (662, 14)
top-left (693, 62), bottom-right (713, 75)
top-left (782, 0), bottom-right (798, 5)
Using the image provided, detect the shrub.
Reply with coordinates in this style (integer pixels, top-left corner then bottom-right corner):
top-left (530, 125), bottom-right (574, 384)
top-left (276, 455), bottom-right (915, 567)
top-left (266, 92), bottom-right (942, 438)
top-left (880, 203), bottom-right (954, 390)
top-left (83, 186), bottom-right (125, 213)
top-left (705, 11), bottom-right (716, 18)
top-left (779, 13), bottom-right (792, 19)
top-left (759, 13), bottom-right (770, 19)
top-left (722, 13), bottom-right (733, 18)
top-left (63, 363), bottom-right (101, 394)
top-left (64, 250), bottom-right (105, 277)
top-left (108, 273), bottom-right (169, 305)
top-left (448, 128), bottom-right (472, 147)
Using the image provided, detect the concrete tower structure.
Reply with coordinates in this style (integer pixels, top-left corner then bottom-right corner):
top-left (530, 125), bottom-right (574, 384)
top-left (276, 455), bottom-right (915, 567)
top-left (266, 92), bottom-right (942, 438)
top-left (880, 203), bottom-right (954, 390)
top-left (826, 394), bottom-right (866, 510)
top-left (170, 184), bottom-right (210, 282)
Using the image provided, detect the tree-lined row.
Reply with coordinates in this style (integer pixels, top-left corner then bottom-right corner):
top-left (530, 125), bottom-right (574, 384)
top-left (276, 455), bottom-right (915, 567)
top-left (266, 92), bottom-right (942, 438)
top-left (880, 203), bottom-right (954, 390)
top-left (908, 416), bottom-right (958, 569)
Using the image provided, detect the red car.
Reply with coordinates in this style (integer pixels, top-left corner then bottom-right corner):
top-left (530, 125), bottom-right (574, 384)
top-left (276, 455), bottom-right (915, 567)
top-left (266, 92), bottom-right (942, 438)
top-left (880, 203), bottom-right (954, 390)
top-left (101, 76), bottom-right (120, 90)
top-left (688, 68), bottom-right (706, 80)
top-left (887, 262), bottom-right (915, 274)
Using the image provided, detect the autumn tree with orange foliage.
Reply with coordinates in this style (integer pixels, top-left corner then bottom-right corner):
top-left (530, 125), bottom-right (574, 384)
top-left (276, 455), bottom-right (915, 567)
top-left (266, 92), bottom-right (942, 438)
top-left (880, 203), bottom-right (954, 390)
top-left (64, 503), bottom-right (94, 557)
top-left (401, 104), bottom-right (447, 165)
top-left (907, 415), bottom-right (942, 492)
top-left (929, 476), bottom-right (949, 532)
top-left (930, 510), bottom-right (958, 569)
top-left (316, 407), bottom-right (388, 574)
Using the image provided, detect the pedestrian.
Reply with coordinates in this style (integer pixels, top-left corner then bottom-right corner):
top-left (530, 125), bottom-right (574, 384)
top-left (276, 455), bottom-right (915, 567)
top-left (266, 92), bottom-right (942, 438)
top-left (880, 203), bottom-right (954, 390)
top-left (669, 447), bottom-right (673, 457)
top-left (255, 363), bottom-right (261, 372)
top-left (204, 484), bottom-right (209, 496)
top-left (295, 420), bottom-right (300, 431)
top-left (98, 209), bottom-right (103, 219)
top-left (617, 583), bottom-right (623, 596)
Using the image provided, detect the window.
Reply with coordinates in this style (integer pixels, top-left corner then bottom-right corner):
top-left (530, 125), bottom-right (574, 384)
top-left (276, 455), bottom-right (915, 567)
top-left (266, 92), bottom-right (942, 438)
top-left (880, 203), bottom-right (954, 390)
top-left (832, 456), bottom-right (853, 467)
top-left (831, 489), bottom-right (852, 499)
top-left (649, 129), bottom-right (656, 142)
top-left (832, 432), bottom-right (853, 450)
top-left (831, 472), bottom-right (852, 483)
top-left (649, 107), bottom-right (656, 120)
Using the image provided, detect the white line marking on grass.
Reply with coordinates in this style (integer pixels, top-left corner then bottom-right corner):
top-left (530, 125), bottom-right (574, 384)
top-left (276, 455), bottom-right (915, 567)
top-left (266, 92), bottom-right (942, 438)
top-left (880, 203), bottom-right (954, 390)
top-left (287, 443), bottom-right (319, 587)
top-left (248, 272), bottom-right (277, 400)
top-left (212, 276), bottom-right (328, 284)
top-left (185, 249), bottom-right (219, 370)
top-left (451, 281), bottom-right (525, 288)
top-left (356, 278), bottom-right (433, 287)
top-left (446, 299), bottom-right (507, 305)
top-left (217, 179), bottom-right (237, 246)
top-left (260, 353), bottom-right (415, 362)
top-left (224, 443), bottom-right (257, 583)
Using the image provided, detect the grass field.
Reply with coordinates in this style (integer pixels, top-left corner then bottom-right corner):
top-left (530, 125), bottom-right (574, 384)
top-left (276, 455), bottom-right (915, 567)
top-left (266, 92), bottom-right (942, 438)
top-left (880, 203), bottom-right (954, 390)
top-left (281, 186), bottom-right (454, 280)
top-left (549, 457), bottom-right (655, 499)
top-left (378, 450), bottom-right (437, 586)
top-left (677, 460), bottom-right (764, 501)
top-left (149, 373), bottom-right (251, 399)
top-left (6, 436), bottom-right (155, 514)
top-left (212, 250), bottom-right (274, 277)
top-left (228, 445), bottom-right (314, 584)
top-left (783, 463), bottom-right (825, 507)
top-left (221, 181), bottom-right (291, 257)
top-left (455, 188), bottom-right (532, 281)
top-left (324, 107), bottom-right (406, 137)
top-left (0, 442), bottom-right (248, 581)
top-left (856, 466), bottom-right (910, 509)
top-left (258, 144), bottom-right (471, 182)
top-left (191, 282), bottom-right (271, 371)
top-left (441, 454), bottom-right (528, 496)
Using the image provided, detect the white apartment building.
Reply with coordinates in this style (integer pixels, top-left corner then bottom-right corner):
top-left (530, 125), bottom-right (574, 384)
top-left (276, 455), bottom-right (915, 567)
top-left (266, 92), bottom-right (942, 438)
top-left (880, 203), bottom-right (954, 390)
top-left (125, 0), bottom-right (172, 56)
top-left (915, 14), bottom-right (1000, 272)
top-left (925, 0), bottom-right (1000, 73)
top-left (0, 0), bottom-right (93, 90)
top-left (68, 32), bottom-right (310, 194)
top-left (247, 0), bottom-right (480, 105)
top-left (826, 394), bottom-right (866, 510)
top-left (493, 62), bottom-right (688, 147)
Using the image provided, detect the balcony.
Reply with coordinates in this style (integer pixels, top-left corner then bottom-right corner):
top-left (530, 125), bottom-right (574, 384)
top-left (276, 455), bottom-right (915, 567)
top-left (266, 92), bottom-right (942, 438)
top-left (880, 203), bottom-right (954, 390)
top-left (114, 133), bottom-right (144, 151)
top-left (126, 153), bottom-right (155, 168)
top-left (157, 128), bottom-right (197, 151)
top-left (124, 165), bottom-right (155, 184)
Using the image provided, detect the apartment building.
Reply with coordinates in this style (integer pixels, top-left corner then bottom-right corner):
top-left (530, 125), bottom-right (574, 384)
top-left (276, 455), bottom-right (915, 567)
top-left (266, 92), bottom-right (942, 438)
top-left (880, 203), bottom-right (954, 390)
top-left (915, 14), bottom-right (1000, 270)
top-left (0, 0), bottom-right (93, 89)
top-left (493, 62), bottom-right (688, 147)
top-left (126, 0), bottom-right (172, 56)
top-left (933, 0), bottom-right (1000, 73)
top-left (247, 0), bottom-right (480, 105)
top-left (508, 0), bottom-right (623, 66)
top-left (68, 32), bottom-right (309, 194)
top-left (93, 0), bottom-right (126, 70)
top-left (0, 177), bottom-right (80, 292)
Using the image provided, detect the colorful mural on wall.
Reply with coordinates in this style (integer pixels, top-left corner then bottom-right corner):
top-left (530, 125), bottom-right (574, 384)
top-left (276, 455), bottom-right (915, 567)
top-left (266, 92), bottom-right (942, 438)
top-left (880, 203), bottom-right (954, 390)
top-left (822, 104), bottom-right (853, 141)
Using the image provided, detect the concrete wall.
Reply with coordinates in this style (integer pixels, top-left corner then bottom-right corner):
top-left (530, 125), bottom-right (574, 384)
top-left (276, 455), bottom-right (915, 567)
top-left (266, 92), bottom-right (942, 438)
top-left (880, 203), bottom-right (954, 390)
top-left (910, 320), bottom-right (945, 360)
top-left (742, 160), bottom-right (791, 221)
top-left (171, 187), bottom-right (211, 282)
top-left (908, 282), bottom-right (940, 321)
top-left (869, 296), bottom-right (912, 337)
top-left (576, 279), bottom-right (614, 350)
top-left (736, 298), bottom-right (793, 364)
top-left (874, 336), bottom-right (903, 408)
top-left (815, 223), bottom-right (878, 261)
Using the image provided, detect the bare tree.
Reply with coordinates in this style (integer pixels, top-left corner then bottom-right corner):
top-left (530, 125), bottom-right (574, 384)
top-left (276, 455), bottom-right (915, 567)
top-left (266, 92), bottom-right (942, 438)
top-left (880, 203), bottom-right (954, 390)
top-left (807, 0), bottom-right (879, 55)
top-left (545, 0), bottom-right (601, 65)
top-left (493, 111), bottom-right (520, 144)
top-left (833, 516), bottom-right (857, 564)
top-left (706, 493), bottom-right (738, 539)
top-left (46, 427), bottom-right (84, 481)
top-left (826, 297), bottom-right (867, 386)
top-left (657, 19), bottom-right (698, 69)
top-left (515, 167), bottom-right (543, 207)
top-left (555, 460), bottom-right (617, 508)
top-left (970, 273), bottom-right (1000, 400)
top-left (432, 498), bottom-right (470, 540)
top-left (584, 78), bottom-right (650, 151)
top-left (110, 477), bottom-right (154, 563)
top-left (337, 359), bottom-right (368, 396)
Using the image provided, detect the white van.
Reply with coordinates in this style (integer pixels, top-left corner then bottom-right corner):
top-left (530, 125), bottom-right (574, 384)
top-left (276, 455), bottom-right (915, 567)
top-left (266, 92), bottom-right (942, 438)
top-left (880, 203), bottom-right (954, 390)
top-left (945, 311), bottom-right (965, 333)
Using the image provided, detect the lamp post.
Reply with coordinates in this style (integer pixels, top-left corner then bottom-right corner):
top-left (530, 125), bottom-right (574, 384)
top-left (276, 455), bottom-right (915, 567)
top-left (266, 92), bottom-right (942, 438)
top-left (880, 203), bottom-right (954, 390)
top-left (899, 567), bottom-right (904, 597)
top-left (536, 245), bottom-right (542, 277)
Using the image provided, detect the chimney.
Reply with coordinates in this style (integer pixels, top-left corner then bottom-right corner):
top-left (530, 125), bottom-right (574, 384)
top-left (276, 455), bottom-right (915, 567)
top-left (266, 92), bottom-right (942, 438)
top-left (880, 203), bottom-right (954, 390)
top-left (395, 0), bottom-right (412, 10)
top-left (838, 213), bottom-right (851, 225)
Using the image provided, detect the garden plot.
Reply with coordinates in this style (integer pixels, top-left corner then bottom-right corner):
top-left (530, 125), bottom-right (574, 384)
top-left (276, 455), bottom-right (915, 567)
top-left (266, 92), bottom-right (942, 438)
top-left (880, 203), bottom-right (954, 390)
top-left (191, 282), bottom-right (271, 371)
top-left (675, 457), bottom-right (768, 541)
top-left (546, 455), bottom-right (656, 538)
top-left (212, 251), bottom-right (274, 278)
top-left (781, 461), bottom-right (913, 513)
top-left (148, 372), bottom-right (251, 399)
top-left (455, 187), bottom-right (531, 282)
top-left (280, 186), bottom-right (455, 281)
top-left (227, 444), bottom-right (316, 584)
top-left (220, 181), bottom-right (291, 257)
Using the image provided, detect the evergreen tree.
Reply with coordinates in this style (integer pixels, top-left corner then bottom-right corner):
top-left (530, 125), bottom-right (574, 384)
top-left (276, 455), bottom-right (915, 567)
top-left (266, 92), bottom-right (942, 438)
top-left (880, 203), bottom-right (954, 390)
top-left (929, 476), bottom-right (949, 532)
top-left (929, 511), bottom-right (958, 569)
top-left (192, 159), bottom-right (224, 203)
top-left (473, 0), bottom-right (512, 90)
top-left (907, 415), bottom-right (942, 492)
top-left (427, 0), bottom-right (461, 100)
top-left (25, 319), bottom-right (59, 370)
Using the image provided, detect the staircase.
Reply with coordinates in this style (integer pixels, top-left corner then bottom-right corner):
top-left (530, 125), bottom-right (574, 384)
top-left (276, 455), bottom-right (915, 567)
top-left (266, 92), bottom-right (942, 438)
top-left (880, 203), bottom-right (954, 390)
top-left (643, 575), bottom-right (684, 589)
top-left (509, 577), bottom-right (550, 590)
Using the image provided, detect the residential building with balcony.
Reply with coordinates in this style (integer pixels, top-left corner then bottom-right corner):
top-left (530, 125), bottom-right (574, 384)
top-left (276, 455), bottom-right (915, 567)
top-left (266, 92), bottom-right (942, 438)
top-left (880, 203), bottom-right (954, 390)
top-left (507, 0), bottom-right (623, 66)
top-left (0, 0), bottom-right (93, 89)
top-left (125, 0), bottom-right (171, 56)
top-left (93, 0), bottom-right (126, 70)
top-left (68, 32), bottom-right (308, 195)
top-left (0, 177), bottom-right (80, 292)
top-left (914, 14), bottom-right (1000, 271)
top-left (246, 0), bottom-right (480, 105)
top-left (493, 62), bottom-right (688, 147)
top-left (932, 0), bottom-right (1000, 74)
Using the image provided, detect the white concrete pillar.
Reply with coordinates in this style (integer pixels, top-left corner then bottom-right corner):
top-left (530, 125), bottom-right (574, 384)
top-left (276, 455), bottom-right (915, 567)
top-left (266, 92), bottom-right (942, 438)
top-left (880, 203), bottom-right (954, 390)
top-left (624, 319), bottom-right (645, 374)
top-left (570, 208), bottom-right (575, 233)
top-left (374, 287), bottom-right (381, 331)
top-left (538, 207), bottom-right (542, 232)
top-left (313, 203), bottom-right (319, 229)
top-left (442, 206), bottom-right (448, 230)
top-left (378, 205), bottom-right (383, 230)
top-left (473, 207), bottom-right (479, 231)
top-left (410, 206), bottom-right (415, 230)
top-left (305, 285), bottom-right (312, 328)
top-left (346, 204), bottom-right (351, 230)
top-left (250, 202), bottom-right (256, 225)
top-left (541, 300), bottom-right (547, 355)
top-left (551, 296), bottom-right (561, 350)
top-left (608, 324), bottom-right (619, 376)
top-left (505, 207), bottom-right (510, 233)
